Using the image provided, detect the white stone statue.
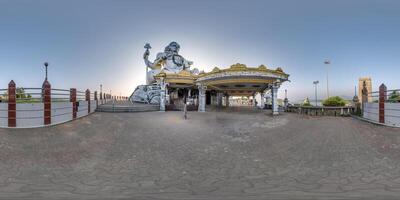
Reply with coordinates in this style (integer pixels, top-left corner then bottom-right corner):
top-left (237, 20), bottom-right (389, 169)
top-left (131, 42), bottom-right (199, 104)
top-left (144, 42), bottom-right (197, 83)
top-left (129, 85), bottom-right (161, 104)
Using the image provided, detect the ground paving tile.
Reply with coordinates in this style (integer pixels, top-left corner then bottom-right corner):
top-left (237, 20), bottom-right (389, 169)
top-left (0, 108), bottom-right (400, 199)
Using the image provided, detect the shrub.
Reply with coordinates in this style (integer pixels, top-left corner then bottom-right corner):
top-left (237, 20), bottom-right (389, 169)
top-left (322, 96), bottom-right (346, 107)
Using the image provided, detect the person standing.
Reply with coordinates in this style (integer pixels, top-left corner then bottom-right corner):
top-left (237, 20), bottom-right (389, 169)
top-left (184, 103), bottom-right (187, 120)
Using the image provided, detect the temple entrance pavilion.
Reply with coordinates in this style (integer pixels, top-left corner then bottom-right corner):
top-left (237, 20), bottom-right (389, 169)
top-left (154, 63), bottom-right (289, 115)
top-left (154, 70), bottom-right (199, 111)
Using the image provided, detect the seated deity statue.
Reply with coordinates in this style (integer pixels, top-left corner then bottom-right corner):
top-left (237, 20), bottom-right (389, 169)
top-left (144, 41), bottom-right (198, 83)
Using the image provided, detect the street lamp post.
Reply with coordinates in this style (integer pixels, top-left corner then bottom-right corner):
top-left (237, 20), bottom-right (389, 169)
top-left (313, 81), bottom-right (319, 106)
top-left (41, 62), bottom-right (49, 101)
top-left (44, 62), bottom-right (49, 81)
top-left (324, 59), bottom-right (330, 98)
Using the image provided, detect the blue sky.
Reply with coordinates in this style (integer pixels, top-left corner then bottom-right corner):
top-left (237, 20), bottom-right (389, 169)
top-left (0, 0), bottom-right (399, 101)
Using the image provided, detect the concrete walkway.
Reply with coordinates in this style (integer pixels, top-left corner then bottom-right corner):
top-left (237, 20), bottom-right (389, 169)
top-left (0, 110), bottom-right (400, 199)
top-left (101, 100), bottom-right (134, 106)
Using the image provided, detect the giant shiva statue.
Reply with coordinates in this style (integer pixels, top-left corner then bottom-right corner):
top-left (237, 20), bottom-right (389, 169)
top-left (130, 42), bottom-right (198, 104)
top-left (144, 41), bottom-right (198, 83)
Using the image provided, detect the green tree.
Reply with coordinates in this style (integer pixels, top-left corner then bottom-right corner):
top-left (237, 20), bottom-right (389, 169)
top-left (322, 96), bottom-right (346, 107)
top-left (389, 90), bottom-right (400, 102)
top-left (302, 97), bottom-right (312, 107)
top-left (16, 88), bottom-right (26, 99)
top-left (1, 91), bottom-right (8, 102)
top-left (16, 87), bottom-right (31, 99)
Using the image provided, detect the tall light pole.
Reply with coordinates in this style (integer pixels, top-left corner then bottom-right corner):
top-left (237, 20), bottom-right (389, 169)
top-left (313, 81), bottom-right (319, 106)
top-left (324, 59), bottom-right (330, 98)
top-left (44, 62), bottom-right (49, 81)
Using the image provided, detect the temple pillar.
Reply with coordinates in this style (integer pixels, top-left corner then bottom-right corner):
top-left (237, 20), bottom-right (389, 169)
top-left (213, 93), bottom-right (217, 106)
top-left (159, 78), bottom-right (166, 111)
top-left (225, 95), bottom-right (230, 107)
top-left (217, 92), bottom-right (223, 107)
top-left (271, 83), bottom-right (280, 115)
top-left (165, 84), bottom-right (169, 105)
top-left (260, 92), bottom-right (265, 109)
top-left (198, 84), bottom-right (206, 112)
top-left (253, 93), bottom-right (257, 108)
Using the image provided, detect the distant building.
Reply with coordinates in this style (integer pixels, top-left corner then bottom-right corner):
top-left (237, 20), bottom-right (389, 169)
top-left (358, 77), bottom-right (372, 102)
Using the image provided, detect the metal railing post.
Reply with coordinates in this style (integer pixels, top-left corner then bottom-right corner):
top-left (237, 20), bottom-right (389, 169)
top-left (8, 80), bottom-right (16, 127)
top-left (43, 80), bottom-right (51, 125)
top-left (86, 89), bottom-right (90, 113)
top-left (94, 91), bottom-right (98, 109)
top-left (70, 88), bottom-right (77, 119)
top-left (379, 84), bottom-right (387, 124)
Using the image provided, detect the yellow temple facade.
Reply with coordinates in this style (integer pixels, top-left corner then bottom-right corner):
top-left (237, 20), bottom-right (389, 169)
top-left (154, 63), bottom-right (289, 114)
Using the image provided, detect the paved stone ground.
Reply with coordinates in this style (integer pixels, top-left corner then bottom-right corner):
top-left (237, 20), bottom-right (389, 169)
top-left (0, 108), bottom-right (400, 199)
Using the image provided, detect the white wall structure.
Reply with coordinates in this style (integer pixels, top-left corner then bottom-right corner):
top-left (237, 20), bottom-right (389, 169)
top-left (77, 101), bottom-right (89, 118)
top-left (76, 101), bottom-right (88, 118)
top-left (0, 103), bottom-right (7, 127)
top-left (385, 103), bottom-right (400, 127)
top-left (0, 100), bottom-right (97, 128)
top-left (363, 102), bottom-right (400, 127)
top-left (52, 102), bottom-right (73, 125)
top-left (16, 103), bottom-right (44, 128)
top-left (90, 100), bottom-right (97, 113)
top-left (363, 103), bottom-right (379, 122)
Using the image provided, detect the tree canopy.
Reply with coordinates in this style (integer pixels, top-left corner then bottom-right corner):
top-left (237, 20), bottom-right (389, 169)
top-left (322, 96), bottom-right (347, 107)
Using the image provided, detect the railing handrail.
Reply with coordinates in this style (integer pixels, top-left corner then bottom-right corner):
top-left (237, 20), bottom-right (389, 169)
top-left (368, 89), bottom-right (400, 94)
top-left (21, 87), bottom-right (42, 90)
top-left (289, 105), bottom-right (353, 109)
top-left (51, 88), bottom-right (70, 92)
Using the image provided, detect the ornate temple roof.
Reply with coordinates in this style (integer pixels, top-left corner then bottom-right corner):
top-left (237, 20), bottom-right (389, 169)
top-left (195, 63), bottom-right (289, 95)
top-left (154, 63), bottom-right (289, 94)
top-left (196, 63), bottom-right (289, 81)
